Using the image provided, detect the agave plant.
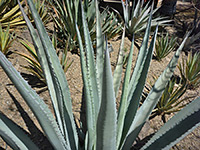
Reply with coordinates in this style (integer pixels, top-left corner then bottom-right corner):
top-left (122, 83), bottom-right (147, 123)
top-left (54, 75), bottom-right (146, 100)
top-left (120, 0), bottom-right (169, 40)
top-left (27, 0), bottom-right (50, 25)
top-left (16, 37), bottom-right (73, 84)
top-left (0, 0), bottom-right (25, 27)
top-left (49, 0), bottom-right (121, 51)
top-left (0, 0), bottom-right (49, 28)
top-left (16, 39), bottom-right (46, 83)
top-left (154, 32), bottom-right (177, 61)
top-left (0, 24), bottom-right (15, 56)
top-left (0, 0), bottom-right (199, 149)
top-left (178, 51), bottom-right (200, 89)
top-left (145, 75), bottom-right (193, 123)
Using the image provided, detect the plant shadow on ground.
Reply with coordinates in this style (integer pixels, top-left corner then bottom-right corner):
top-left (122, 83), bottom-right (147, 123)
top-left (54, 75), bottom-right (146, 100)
top-left (4, 89), bottom-right (53, 150)
top-left (131, 133), bottom-right (154, 150)
top-left (20, 72), bottom-right (46, 89)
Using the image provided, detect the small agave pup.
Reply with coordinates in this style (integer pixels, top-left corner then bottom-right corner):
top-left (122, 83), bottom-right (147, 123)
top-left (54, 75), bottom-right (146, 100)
top-left (0, 0), bottom-right (199, 150)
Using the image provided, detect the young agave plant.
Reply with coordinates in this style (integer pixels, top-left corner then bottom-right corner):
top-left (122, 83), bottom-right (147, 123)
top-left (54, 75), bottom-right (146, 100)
top-left (154, 32), bottom-right (177, 61)
top-left (0, 0), bottom-right (25, 27)
top-left (149, 76), bottom-right (192, 123)
top-left (16, 39), bottom-right (46, 83)
top-left (178, 51), bottom-right (200, 89)
top-left (0, 24), bottom-right (15, 56)
top-left (16, 37), bottom-right (73, 84)
top-left (0, 0), bottom-right (49, 28)
top-left (49, 0), bottom-right (121, 51)
top-left (0, 0), bottom-right (199, 150)
top-left (120, 0), bottom-right (169, 39)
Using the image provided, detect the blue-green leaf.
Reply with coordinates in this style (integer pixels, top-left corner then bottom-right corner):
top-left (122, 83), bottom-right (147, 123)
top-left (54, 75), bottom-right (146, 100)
top-left (0, 51), bottom-right (69, 150)
top-left (116, 33), bottom-right (135, 149)
top-left (96, 0), bottom-right (104, 103)
top-left (122, 32), bottom-right (190, 150)
top-left (120, 9), bottom-right (155, 147)
top-left (141, 96), bottom-right (200, 150)
top-left (113, 28), bottom-right (125, 97)
top-left (0, 112), bottom-right (39, 150)
top-left (19, 0), bottom-right (78, 149)
top-left (96, 41), bottom-right (117, 150)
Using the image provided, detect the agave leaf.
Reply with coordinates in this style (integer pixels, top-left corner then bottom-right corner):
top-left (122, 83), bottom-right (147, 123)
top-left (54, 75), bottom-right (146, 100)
top-left (0, 31), bottom-right (15, 55)
top-left (121, 0), bottom-right (128, 24)
top-left (76, 2), bottom-right (100, 149)
top-left (133, 7), bottom-right (151, 31)
top-left (0, 51), bottom-right (69, 150)
top-left (19, 0), bottom-right (78, 149)
top-left (87, 0), bottom-right (95, 28)
top-left (18, 0), bottom-right (65, 136)
top-left (116, 33), bottom-right (135, 149)
top-left (133, 0), bottom-right (142, 18)
top-left (96, 41), bottom-right (117, 150)
top-left (15, 52), bottom-right (40, 68)
top-left (141, 96), bottom-right (200, 150)
top-left (95, 0), bottom-right (104, 102)
top-left (120, 8), bottom-right (155, 144)
top-left (122, 32), bottom-right (191, 149)
top-left (113, 28), bottom-right (125, 97)
top-left (0, 112), bottom-right (39, 150)
top-left (122, 27), bottom-right (158, 150)
top-left (76, 22), bottom-right (95, 150)
top-left (81, 0), bottom-right (100, 118)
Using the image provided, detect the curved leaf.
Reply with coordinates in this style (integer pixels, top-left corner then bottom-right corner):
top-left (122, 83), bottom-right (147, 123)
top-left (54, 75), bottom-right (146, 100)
top-left (0, 51), bottom-right (69, 150)
top-left (122, 32), bottom-right (191, 150)
top-left (19, 0), bottom-right (79, 149)
top-left (141, 96), bottom-right (200, 150)
top-left (0, 112), bottom-right (39, 150)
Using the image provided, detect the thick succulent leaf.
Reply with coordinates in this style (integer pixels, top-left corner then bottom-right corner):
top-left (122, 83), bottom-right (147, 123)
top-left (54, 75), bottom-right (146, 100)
top-left (133, 0), bottom-right (142, 18)
top-left (141, 96), bottom-right (200, 150)
top-left (76, 2), bottom-right (100, 149)
top-left (81, 1), bottom-right (100, 117)
top-left (116, 34), bottom-right (135, 149)
top-left (120, 9), bottom-right (155, 145)
top-left (0, 112), bottom-right (39, 150)
top-left (122, 32), bottom-right (191, 150)
top-left (0, 51), bottom-right (69, 150)
top-left (95, 0), bottom-right (104, 102)
top-left (19, 0), bottom-right (78, 149)
top-left (121, 0), bottom-right (128, 24)
top-left (113, 28), bottom-right (125, 97)
top-left (96, 41), bottom-right (117, 150)
top-left (76, 23), bottom-right (96, 150)
top-left (18, 0), bottom-right (64, 134)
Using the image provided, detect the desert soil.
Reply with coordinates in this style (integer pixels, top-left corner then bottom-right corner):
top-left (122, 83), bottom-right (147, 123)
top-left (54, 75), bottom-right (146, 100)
top-left (0, 1), bottom-right (200, 149)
